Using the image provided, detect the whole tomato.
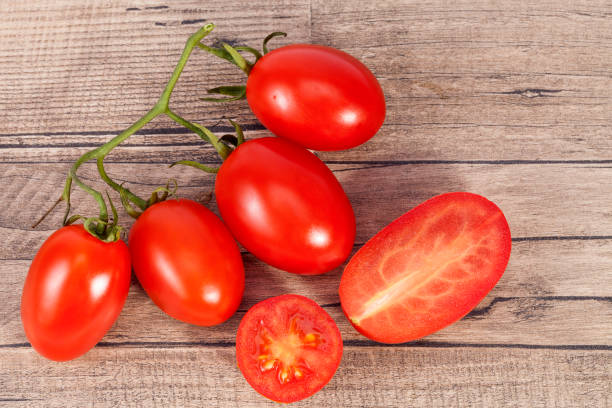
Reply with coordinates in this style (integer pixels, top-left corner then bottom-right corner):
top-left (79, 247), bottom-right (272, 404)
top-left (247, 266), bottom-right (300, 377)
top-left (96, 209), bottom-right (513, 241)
top-left (128, 199), bottom-right (244, 326)
top-left (246, 44), bottom-right (386, 151)
top-left (21, 225), bottom-right (131, 361)
top-left (215, 137), bottom-right (355, 275)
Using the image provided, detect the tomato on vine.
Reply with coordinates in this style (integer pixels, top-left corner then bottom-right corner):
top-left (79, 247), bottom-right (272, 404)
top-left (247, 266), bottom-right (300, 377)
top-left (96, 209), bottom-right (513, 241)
top-left (215, 137), bottom-right (356, 275)
top-left (21, 225), bottom-right (131, 361)
top-left (200, 33), bottom-right (386, 151)
top-left (129, 199), bottom-right (244, 326)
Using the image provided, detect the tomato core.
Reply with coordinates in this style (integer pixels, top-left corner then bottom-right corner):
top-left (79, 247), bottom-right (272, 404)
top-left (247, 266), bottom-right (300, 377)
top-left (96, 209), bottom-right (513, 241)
top-left (255, 315), bottom-right (323, 385)
top-left (236, 294), bottom-right (342, 403)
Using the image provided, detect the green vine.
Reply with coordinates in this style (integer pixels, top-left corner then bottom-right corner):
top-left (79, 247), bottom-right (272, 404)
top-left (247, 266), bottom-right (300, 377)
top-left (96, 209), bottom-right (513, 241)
top-left (34, 23), bottom-right (245, 242)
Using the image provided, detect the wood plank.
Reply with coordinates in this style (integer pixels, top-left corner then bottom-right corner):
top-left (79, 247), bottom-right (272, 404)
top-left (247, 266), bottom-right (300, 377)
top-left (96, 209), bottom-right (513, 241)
top-left (0, 0), bottom-right (307, 133)
top-left (310, 0), bottom-right (612, 162)
top-left (2, 162), bottom-right (611, 261)
top-left (2, 1), bottom-right (611, 406)
top-left (0, 347), bottom-right (609, 407)
top-left (2, 0), bottom-right (611, 162)
top-left (2, 235), bottom-right (611, 346)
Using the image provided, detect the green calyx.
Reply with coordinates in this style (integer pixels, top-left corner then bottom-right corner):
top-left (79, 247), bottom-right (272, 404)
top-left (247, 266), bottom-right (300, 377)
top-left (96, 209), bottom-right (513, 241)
top-left (198, 30), bottom-right (287, 102)
top-left (33, 23), bottom-right (249, 243)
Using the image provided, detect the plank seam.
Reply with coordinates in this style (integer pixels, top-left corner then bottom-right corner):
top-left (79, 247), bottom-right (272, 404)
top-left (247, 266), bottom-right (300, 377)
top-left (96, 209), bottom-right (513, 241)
top-left (1, 342), bottom-right (609, 351)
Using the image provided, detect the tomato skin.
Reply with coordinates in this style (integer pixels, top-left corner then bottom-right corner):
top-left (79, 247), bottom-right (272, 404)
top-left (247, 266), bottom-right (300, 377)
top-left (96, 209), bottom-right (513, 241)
top-left (236, 294), bottom-right (343, 403)
top-left (339, 192), bottom-right (512, 344)
top-left (129, 199), bottom-right (244, 326)
top-left (215, 137), bottom-right (356, 275)
top-left (246, 44), bottom-right (385, 151)
top-left (21, 225), bottom-right (131, 361)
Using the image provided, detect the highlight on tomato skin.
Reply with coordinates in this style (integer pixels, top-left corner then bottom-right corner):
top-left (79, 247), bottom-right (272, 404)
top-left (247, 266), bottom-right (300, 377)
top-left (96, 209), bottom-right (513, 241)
top-left (339, 192), bottom-right (512, 344)
top-left (21, 225), bottom-right (131, 361)
top-left (236, 294), bottom-right (343, 403)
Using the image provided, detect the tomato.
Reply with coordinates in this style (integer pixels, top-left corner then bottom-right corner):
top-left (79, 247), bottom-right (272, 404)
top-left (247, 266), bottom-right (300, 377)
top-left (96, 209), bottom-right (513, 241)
top-left (128, 199), bottom-right (244, 326)
top-left (246, 44), bottom-right (386, 151)
top-left (236, 294), bottom-right (343, 403)
top-left (339, 192), bottom-right (512, 344)
top-left (215, 137), bottom-right (355, 275)
top-left (21, 225), bottom-right (131, 361)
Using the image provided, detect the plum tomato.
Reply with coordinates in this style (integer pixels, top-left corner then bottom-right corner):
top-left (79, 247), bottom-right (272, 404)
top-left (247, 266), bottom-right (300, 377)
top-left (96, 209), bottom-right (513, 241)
top-left (215, 137), bottom-right (355, 275)
top-left (21, 225), bottom-right (131, 361)
top-left (246, 44), bottom-right (386, 151)
top-left (128, 199), bottom-right (244, 326)
top-left (236, 294), bottom-right (343, 403)
top-left (339, 192), bottom-right (512, 343)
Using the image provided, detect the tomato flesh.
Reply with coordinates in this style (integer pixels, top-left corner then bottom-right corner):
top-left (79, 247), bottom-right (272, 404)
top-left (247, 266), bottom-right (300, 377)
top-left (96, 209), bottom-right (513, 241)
top-left (236, 295), bottom-right (343, 403)
top-left (129, 199), bottom-right (244, 326)
top-left (247, 44), bottom-right (385, 151)
top-left (339, 192), bottom-right (512, 344)
top-left (215, 137), bottom-right (355, 275)
top-left (21, 225), bottom-right (131, 361)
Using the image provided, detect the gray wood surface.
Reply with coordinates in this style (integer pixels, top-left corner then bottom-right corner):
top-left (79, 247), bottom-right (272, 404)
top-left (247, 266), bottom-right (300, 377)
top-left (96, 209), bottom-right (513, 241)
top-left (0, 0), bottom-right (610, 407)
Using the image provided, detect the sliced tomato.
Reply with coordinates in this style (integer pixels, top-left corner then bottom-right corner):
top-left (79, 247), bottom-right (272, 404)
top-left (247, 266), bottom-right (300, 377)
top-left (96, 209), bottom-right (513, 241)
top-left (339, 192), bottom-right (512, 344)
top-left (236, 295), bottom-right (342, 403)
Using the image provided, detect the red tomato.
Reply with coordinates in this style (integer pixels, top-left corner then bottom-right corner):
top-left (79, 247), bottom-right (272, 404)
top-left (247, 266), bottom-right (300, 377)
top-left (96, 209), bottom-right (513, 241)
top-left (236, 294), bottom-right (343, 403)
top-left (21, 225), bottom-right (131, 361)
top-left (246, 44), bottom-right (385, 151)
top-left (339, 192), bottom-right (512, 343)
top-left (215, 137), bottom-right (355, 275)
top-left (129, 199), bottom-right (244, 326)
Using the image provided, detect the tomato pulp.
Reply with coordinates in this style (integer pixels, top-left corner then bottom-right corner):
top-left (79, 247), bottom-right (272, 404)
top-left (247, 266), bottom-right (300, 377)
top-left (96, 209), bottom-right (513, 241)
top-left (21, 225), bottom-right (131, 361)
top-left (339, 192), bottom-right (512, 343)
top-left (236, 294), bottom-right (343, 403)
top-left (246, 44), bottom-right (386, 151)
top-left (129, 199), bottom-right (244, 326)
top-left (215, 137), bottom-right (355, 275)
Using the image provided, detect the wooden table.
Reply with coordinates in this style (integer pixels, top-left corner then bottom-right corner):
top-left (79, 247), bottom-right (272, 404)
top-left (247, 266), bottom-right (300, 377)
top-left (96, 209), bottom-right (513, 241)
top-left (1, 1), bottom-right (610, 406)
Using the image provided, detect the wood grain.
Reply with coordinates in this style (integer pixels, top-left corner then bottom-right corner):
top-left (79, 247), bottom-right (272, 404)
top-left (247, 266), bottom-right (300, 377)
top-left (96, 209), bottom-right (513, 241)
top-left (1, 0), bottom-right (610, 406)
top-left (0, 347), bottom-right (609, 407)
top-left (2, 256), bottom-right (611, 346)
top-left (1, 0), bottom-right (610, 162)
top-left (2, 163), bottom-right (611, 258)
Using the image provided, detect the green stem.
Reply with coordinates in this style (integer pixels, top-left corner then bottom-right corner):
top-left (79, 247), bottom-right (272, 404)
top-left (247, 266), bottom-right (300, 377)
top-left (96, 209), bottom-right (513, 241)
top-left (58, 24), bottom-right (217, 237)
top-left (158, 24), bottom-right (216, 108)
top-left (165, 109), bottom-right (231, 160)
top-left (97, 157), bottom-right (148, 210)
top-left (62, 104), bottom-right (160, 220)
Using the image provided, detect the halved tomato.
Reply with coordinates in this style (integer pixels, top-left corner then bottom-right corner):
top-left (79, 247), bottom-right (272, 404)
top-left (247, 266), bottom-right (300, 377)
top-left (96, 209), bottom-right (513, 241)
top-left (236, 295), bottom-right (343, 403)
top-left (339, 192), bottom-right (511, 343)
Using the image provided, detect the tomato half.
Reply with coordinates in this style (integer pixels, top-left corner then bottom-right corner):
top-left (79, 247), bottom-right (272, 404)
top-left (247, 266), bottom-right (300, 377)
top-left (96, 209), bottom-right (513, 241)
top-left (21, 225), bottom-right (131, 361)
top-left (246, 44), bottom-right (386, 151)
top-left (128, 199), bottom-right (244, 326)
top-left (236, 294), bottom-right (343, 403)
top-left (339, 192), bottom-right (512, 344)
top-left (215, 137), bottom-right (355, 275)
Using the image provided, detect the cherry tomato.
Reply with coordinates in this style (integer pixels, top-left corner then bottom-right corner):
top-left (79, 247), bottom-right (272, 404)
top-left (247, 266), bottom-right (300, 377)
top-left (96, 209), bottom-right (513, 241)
top-left (339, 192), bottom-right (512, 344)
top-left (236, 294), bottom-right (343, 403)
top-left (128, 199), bottom-right (244, 326)
top-left (215, 137), bottom-right (355, 275)
top-left (21, 225), bottom-right (131, 361)
top-left (246, 44), bottom-right (386, 151)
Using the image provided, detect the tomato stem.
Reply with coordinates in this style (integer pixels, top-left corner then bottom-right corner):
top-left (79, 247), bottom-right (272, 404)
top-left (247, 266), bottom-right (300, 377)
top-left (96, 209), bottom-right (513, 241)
top-left (47, 24), bottom-right (232, 240)
top-left (262, 32), bottom-right (287, 54)
top-left (31, 196), bottom-right (63, 228)
top-left (198, 31), bottom-right (287, 103)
